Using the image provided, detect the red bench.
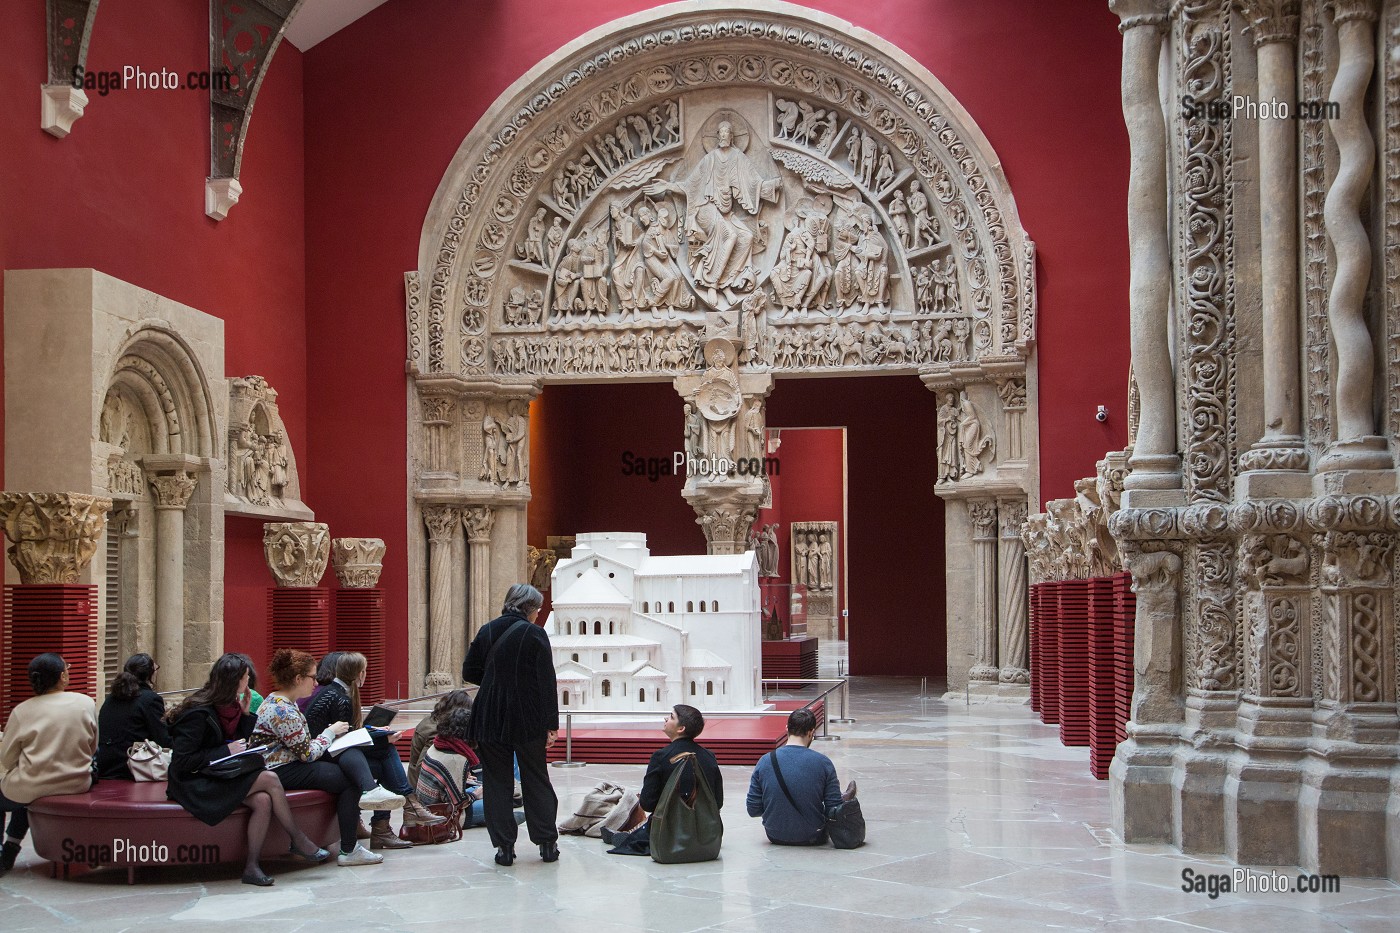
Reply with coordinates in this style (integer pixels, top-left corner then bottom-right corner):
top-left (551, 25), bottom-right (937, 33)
top-left (26, 780), bottom-right (339, 883)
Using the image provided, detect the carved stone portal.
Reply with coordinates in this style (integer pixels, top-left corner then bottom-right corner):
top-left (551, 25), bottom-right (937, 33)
top-left (331, 537), bottom-right (386, 588)
top-left (263, 522), bottom-right (330, 588)
top-left (0, 492), bottom-right (112, 584)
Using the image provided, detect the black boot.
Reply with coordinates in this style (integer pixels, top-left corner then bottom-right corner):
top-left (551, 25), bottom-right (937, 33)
top-left (494, 844), bottom-right (515, 866)
top-left (540, 841), bottom-right (559, 863)
top-left (0, 840), bottom-right (22, 874)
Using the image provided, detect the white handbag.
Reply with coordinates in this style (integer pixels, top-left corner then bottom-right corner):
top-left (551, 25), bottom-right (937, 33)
top-left (127, 739), bottom-right (171, 781)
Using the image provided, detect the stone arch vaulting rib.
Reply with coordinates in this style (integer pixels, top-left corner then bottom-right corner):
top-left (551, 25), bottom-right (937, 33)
top-left (404, 1), bottom-right (1040, 695)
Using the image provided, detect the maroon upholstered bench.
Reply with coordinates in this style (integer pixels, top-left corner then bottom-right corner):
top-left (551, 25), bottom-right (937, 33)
top-left (26, 780), bottom-right (339, 883)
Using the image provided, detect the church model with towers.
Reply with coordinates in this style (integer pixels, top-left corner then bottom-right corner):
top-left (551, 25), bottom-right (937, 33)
top-left (546, 532), bottom-right (763, 713)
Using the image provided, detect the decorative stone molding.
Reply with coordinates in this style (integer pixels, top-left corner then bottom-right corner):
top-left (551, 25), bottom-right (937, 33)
top-left (331, 537), bottom-right (386, 588)
top-left (147, 472), bottom-right (197, 511)
top-left (0, 491), bottom-right (111, 584)
top-left (262, 521), bottom-right (330, 588)
top-left (42, 0), bottom-right (99, 137)
top-left (226, 375), bottom-right (312, 520)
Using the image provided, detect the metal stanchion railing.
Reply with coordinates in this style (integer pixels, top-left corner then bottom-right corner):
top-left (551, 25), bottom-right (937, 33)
top-left (828, 676), bottom-right (855, 724)
top-left (550, 712), bottom-right (587, 768)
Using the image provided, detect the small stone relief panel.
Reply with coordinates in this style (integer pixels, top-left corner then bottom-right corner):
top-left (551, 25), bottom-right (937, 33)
top-left (477, 400), bottom-right (531, 487)
top-left (226, 376), bottom-right (312, 520)
top-left (99, 388), bottom-right (155, 499)
top-left (790, 521), bottom-right (837, 592)
top-left (935, 388), bottom-right (995, 484)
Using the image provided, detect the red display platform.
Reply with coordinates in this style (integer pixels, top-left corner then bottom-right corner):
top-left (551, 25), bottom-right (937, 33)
top-left (334, 588), bottom-right (386, 704)
top-left (546, 699), bottom-right (825, 766)
top-left (1087, 576), bottom-right (1117, 779)
top-left (268, 587), bottom-right (331, 665)
top-left (1057, 578), bottom-right (1091, 747)
top-left (761, 637), bottom-right (818, 687)
top-left (3, 585), bottom-right (98, 721)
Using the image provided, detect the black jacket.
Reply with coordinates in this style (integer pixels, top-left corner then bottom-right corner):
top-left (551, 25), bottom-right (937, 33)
top-left (640, 738), bottom-right (723, 812)
top-left (166, 705), bottom-right (258, 825)
top-left (462, 613), bottom-right (558, 745)
top-left (95, 686), bottom-right (172, 779)
top-left (304, 680), bottom-right (353, 735)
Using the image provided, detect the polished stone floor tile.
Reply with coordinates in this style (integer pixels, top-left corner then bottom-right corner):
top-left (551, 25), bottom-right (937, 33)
top-left (0, 670), bottom-right (1394, 931)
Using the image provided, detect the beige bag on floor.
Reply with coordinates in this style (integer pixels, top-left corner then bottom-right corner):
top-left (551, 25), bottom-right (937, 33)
top-left (127, 739), bottom-right (171, 781)
top-left (592, 789), bottom-right (642, 838)
top-left (558, 780), bottom-right (625, 835)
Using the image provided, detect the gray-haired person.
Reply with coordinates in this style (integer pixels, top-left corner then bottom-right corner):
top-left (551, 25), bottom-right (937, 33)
top-left (461, 583), bottom-right (560, 866)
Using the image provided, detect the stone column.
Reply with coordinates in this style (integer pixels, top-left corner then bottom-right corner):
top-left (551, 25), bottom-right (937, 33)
top-left (997, 496), bottom-right (1029, 685)
top-left (1318, 0), bottom-right (1390, 472)
top-left (462, 506), bottom-right (496, 640)
top-left (1238, 1), bottom-right (1307, 477)
top-left (422, 505), bottom-right (459, 691)
top-left (1111, 0), bottom-right (1181, 497)
top-left (147, 472), bottom-right (197, 685)
top-left (968, 499), bottom-right (1000, 683)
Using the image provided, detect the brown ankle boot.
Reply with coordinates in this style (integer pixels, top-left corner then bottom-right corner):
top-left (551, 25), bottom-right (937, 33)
top-left (403, 796), bottom-right (447, 826)
top-left (356, 819), bottom-right (371, 840)
top-left (370, 818), bottom-right (412, 849)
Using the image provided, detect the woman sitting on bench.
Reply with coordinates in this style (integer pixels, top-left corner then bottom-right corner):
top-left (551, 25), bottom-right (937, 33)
top-left (167, 653), bottom-right (332, 887)
top-left (95, 653), bottom-right (171, 780)
top-left (0, 654), bottom-right (96, 876)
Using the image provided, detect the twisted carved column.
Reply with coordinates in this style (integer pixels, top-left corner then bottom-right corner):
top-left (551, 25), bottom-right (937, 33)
top-left (968, 499), bottom-right (1000, 683)
top-left (423, 505), bottom-right (459, 691)
top-left (997, 497), bottom-right (1029, 684)
top-left (148, 472), bottom-right (196, 686)
top-left (1319, 0), bottom-right (1390, 471)
top-left (1238, 1), bottom-right (1308, 474)
top-left (1111, 0), bottom-right (1180, 494)
top-left (462, 506), bottom-right (496, 640)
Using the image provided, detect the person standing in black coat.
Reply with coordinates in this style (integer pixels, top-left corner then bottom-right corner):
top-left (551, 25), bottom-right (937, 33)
top-left (95, 654), bottom-right (172, 779)
top-left (461, 583), bottom-right (559, 866)
top-left (166, 653), bottom-right (331, 886)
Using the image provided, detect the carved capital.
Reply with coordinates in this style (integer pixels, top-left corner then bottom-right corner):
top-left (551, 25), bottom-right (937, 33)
top-left (1321, 531), bottom-right (1395, 588)
top-left (462, 506), bottom-right (496, 542)
top-left (1236, 0), bottom-right (1300, 46)
top-left (1240, 533), bottom-right (1310, 588)
top-left (692, 499), bottom-right (761, 555)
top-left (423, 505), bottom-right (459, 545)
top-left (1122, 546), bottom-right (1182, 594)
top-left (331, 537), bottom-right (386, 588)
top-left (968, 499), bottom-right (998, 539)
top-left (148, 471), bottom-right (197, 510)
top-left (1327, 0), bottom-right (1379, 25)
top-left (0, 492), bottom-right (112, 584)
top-left (262, 521), bottom-right (330, 588)
top-left (998, 498), bottom-right (1027, 538)
top-left (994, 376), bottom-right (1027, 412)
top-left (1110, 0), bottom-right (1170, 32)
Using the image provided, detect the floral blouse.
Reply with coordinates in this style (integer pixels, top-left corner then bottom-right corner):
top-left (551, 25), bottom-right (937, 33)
top-left (251, 692), bottom-right (331, 768)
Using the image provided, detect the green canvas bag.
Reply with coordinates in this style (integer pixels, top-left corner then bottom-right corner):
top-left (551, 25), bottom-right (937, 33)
top-left (648, 752), bottom-right (722, 863)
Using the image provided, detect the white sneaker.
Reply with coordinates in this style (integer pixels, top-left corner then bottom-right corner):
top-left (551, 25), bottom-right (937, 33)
top-left (358, 786), bottom-right (406, 810)
top-left (337, 844), bottom-right (384, 866)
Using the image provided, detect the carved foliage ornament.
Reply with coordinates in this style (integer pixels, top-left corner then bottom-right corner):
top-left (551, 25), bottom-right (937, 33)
top-left (0, 492), bottom-right (112, 584)
top-left (263, 521), bottom-right (330, 587)
top-left (331, 537), bottom-right (386, 588)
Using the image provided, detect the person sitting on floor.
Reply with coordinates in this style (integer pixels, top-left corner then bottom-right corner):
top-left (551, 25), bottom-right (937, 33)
top-left (746, 708), bottom-right (844, 846)
top-left (252, 649), bottom-right (404, 867)
top-left (95, 653), bottom-right (172, 780)
top-left (0, 654), bottom-right (96, 876)
top-left (166, 652), bottom-right (331, 886)
top-left (605, 704), bottom-right (723, 855)
top-left (305, 651), bottom-right (444, 848)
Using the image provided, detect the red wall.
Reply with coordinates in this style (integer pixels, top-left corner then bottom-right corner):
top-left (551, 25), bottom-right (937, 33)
top-left (0, 2), bottom-right (306, 671)
top-left (293, 0), bottom-right (1130, 688)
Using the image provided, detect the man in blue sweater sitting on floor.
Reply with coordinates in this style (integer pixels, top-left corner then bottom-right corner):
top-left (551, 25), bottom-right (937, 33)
top-left (746, 708), bottom-right (847, 846)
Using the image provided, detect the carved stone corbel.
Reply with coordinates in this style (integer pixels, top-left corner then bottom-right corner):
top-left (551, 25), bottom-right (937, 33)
top-left (0, 491), bottom-right (111, 584)
top-left (43, 0), bottom-right (100, 137)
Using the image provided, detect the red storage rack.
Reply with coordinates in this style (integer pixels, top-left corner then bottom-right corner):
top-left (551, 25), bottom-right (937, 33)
top-left (1029, 582), bottom-right (1043, 714)
top-left (1056, 578), bottom-right (1091, 747)
top-left (1087, 576), bottom-right (1118, 779)
top-left (1113, 571), bottom-right (1136, 745)
top-left (333, 588), bottom-right (386, 704)
top-left (268, 587), bottom-right (331, 667)
top-left (1037, 580), bottom-right (1062, 725)
top-left (3, 584), bottom-right (98, 721)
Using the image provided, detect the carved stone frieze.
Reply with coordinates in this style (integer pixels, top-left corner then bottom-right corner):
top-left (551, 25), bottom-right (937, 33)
top-left (262, 521), bottom-right (330, 588)
top-left (0, 491), bottom-right (112, 584)
top-left (790, 520), bottom-right (836, 592)
top-left (331, 537), bottom-right (386, 588)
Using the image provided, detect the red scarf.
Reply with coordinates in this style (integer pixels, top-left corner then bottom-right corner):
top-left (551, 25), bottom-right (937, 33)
top-left (433, 734), bottom-right (479, 766)
top-left (215, 703), bottom-right (243, 740)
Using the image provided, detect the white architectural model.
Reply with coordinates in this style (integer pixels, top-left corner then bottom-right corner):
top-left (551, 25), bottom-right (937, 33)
top-left (547, 532), bottom-right (763, 712)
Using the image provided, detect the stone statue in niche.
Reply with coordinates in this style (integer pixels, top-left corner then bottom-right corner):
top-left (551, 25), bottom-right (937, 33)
top-left (481, 415), bottom-right (503, 483)
top-left (908, 181), bottom-right (938, 247)
top-left (874, 145), bottom-right (895, 192)
top-left (520, 208), bottom-right (547, 264)
top-left (502, 403), bottom-right (529, 484)
top-left (643, 115), bottom-right (780, 307)
top-left (693, 342), bottom-right (743, 463)
top-left (793, 531), bottom-right (809, 586)
top-left (954, 390), bottom-right (994, 479)
top-left (544, 217), bottom-right (565, 265)
top-left (683, 402), bottom-right (703, 459)
top-left (740, 398), bottom-right (765, 462)
top-left (739, 289), bottom-right (767, 365)
top-left (889, 189), bottom-right (911, 250)
top-left (229, 423), bottom-right (261, 501)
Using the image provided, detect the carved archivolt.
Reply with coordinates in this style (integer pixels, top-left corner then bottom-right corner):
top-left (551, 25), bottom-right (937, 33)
top-left (411, 2), bottom-right (1035, 383)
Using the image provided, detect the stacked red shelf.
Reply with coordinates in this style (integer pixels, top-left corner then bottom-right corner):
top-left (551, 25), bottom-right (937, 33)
top-left (1056, 578), bottom-right (1091, 747)
top-left (268, 588), bottom-right (331, 668)
top-left (1037, 581), bottom-right (1061, 725)
top-left (1087, 575), bottom-right (1119, 778)
top-left (1113, 571), bottom-right (1136, 745)
top-left (1028, 582), bottom-right (1043, 714)
top-left (3, 585), bottom-right (98, 721)
top-left (333, 588), bottom-right (386, 704)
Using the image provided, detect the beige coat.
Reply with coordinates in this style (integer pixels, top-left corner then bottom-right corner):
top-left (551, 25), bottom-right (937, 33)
top-left (0, 691), bottom-right (96, 803)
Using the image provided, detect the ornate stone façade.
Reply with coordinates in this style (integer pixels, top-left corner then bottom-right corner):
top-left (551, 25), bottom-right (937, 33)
top-left (406, 2), bottom-right (1039, 695)
top-left (1019, 0), bottom-right (1400, 879)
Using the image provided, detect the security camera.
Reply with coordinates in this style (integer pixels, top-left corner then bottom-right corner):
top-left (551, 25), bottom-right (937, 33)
top-left (1095, 405), bottom-right (1108, 423)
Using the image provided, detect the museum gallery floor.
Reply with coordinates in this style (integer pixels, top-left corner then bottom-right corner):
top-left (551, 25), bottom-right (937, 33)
top-left (0, 677), bottom-right (1392, 933)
